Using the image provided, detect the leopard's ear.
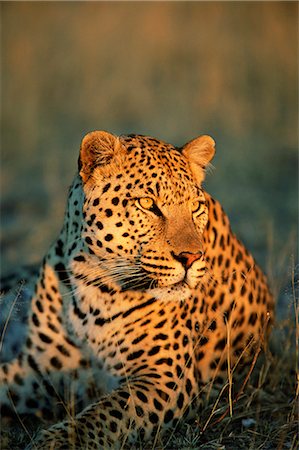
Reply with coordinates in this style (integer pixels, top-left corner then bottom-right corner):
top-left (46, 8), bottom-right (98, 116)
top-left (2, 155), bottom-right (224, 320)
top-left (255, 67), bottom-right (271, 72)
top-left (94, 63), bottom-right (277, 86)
top-left (182, 135), bottom-right (216, 184)
top-left (79, 131), bottom-right (126, 182)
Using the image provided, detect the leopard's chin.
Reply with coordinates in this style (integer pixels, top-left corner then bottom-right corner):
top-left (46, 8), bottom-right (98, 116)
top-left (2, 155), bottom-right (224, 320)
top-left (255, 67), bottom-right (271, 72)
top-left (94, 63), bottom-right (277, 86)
top-left (148, 281), bottom-right (194, 302)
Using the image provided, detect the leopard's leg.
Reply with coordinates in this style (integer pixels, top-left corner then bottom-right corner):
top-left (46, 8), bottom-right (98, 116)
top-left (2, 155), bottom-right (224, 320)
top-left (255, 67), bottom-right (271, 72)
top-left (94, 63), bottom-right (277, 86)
top-left (27, 365), bottom-right (200, 449)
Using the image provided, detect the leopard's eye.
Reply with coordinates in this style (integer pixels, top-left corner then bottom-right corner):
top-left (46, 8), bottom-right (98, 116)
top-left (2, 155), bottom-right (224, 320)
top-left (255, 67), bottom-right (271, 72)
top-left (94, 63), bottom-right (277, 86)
top-left (138, 197), bottom-right (154, 210)
top-left (136, 198), bottom-right (163, 217)
top-left (191, 200), bottom-right (205, 214)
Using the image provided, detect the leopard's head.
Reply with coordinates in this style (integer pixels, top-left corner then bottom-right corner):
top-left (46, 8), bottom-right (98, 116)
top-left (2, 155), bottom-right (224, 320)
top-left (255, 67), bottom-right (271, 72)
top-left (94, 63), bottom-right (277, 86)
top-left (71, 131), bottom-right (215, 301)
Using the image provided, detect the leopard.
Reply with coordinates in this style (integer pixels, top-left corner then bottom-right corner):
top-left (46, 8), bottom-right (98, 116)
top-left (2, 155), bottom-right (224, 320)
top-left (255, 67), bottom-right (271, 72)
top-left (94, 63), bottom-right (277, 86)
top-left (0, 131), bottom-right (274, 449)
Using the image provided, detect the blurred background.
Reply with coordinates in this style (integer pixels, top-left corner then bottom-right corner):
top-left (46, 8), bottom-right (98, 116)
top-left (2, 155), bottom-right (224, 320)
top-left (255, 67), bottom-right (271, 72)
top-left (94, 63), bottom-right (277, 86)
top-left (1, 2), bottom-right (298, 314)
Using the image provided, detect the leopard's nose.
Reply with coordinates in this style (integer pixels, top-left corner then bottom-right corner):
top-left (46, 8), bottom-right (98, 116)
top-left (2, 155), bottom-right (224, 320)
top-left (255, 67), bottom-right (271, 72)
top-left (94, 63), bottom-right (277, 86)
top-left (173, 251), bottom-right (204, 270)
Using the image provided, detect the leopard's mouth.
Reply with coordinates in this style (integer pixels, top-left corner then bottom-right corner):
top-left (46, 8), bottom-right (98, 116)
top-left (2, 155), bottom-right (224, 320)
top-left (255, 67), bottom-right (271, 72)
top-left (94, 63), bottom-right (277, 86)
top-left (118, 274), bottom-right (191, 297)
top-left (116, 262), bottom-right (205, 296)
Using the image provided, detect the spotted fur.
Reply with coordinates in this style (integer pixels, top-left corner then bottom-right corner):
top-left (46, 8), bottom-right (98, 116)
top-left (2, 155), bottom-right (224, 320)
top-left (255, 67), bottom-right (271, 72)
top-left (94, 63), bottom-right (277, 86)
top-left (0, 131), bottom-right (273, 449)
